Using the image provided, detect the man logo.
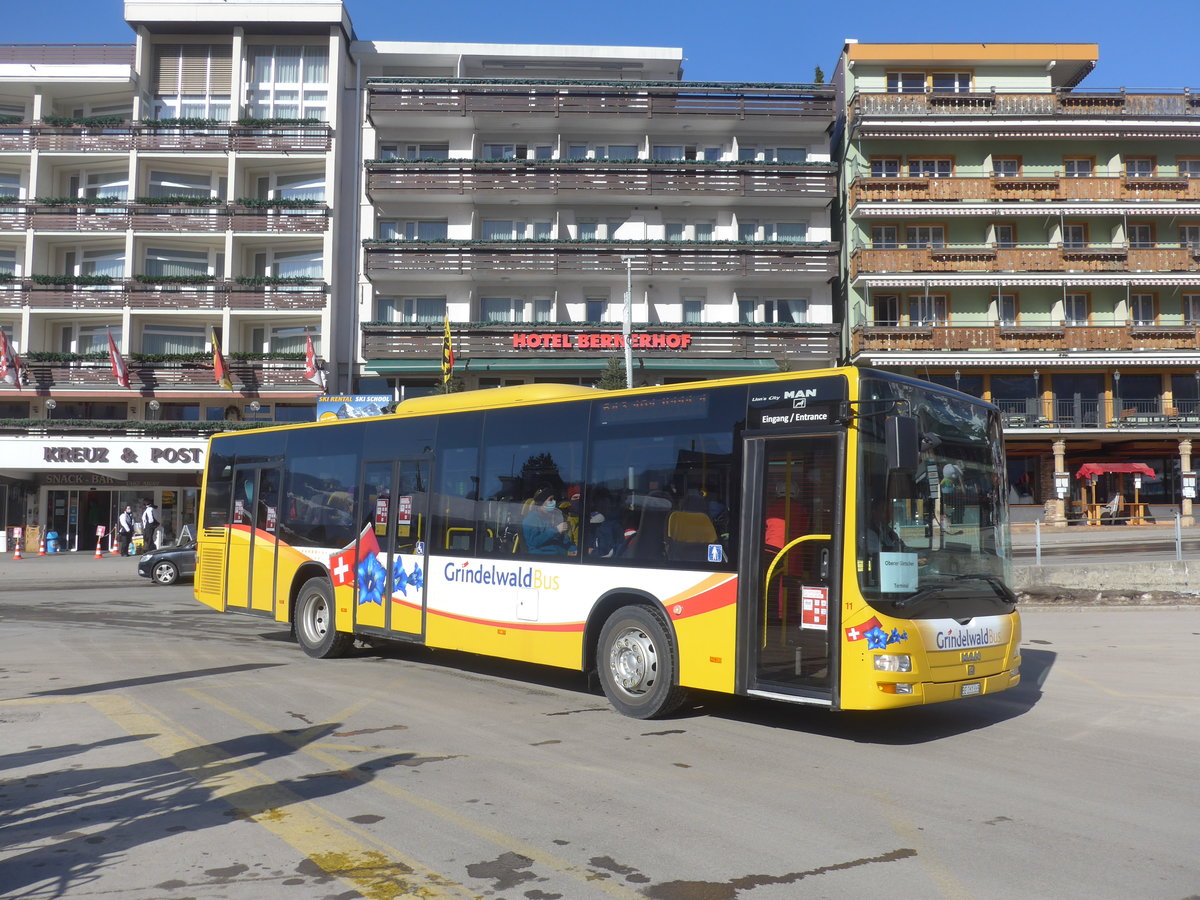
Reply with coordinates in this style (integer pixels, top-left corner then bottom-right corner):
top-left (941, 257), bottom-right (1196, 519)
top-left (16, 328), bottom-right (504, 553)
top-left (782, 388), bottom-right (818, 400)
top-left (961, 650), bottom-right (982, 662)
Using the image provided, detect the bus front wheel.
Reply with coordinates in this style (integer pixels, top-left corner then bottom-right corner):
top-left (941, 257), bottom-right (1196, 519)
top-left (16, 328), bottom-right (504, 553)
top-left (597, 605), bottom-right (688, 719)
top-left (294, 577), bottom-right (353, 659)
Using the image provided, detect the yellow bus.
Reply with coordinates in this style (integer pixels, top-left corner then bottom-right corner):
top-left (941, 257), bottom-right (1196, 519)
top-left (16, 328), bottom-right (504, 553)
top-left (195, 367), bottom-right (1020, 718)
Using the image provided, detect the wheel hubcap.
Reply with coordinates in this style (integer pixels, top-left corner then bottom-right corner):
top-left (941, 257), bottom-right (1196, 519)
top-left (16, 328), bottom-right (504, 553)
top-left (609, 627), bottom-right (658, 695)
top-left (304, 596), bottom-right (328, 641)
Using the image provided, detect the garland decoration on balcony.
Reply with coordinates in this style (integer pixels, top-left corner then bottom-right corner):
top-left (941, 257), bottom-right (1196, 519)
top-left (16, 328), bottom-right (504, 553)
top-left (31, 274), bottom-right (114, 286)
top-left (235, 116), bottom-right (323, 127)
top-left (0, 115), bottom-right (22, 125)
top-left (132, 274), bottom-right (216, 285)
top-left (233, 275), bottom-right (319, 286)
top-left (234, 198), bottom-right (323, 208)
top-left (133, 195), bottom-right (223, 206)
top-left (41, 115), bottom-right (126, 127)
top-left (366, 157), bottom-right (832, 168)
top-left (24, 350), bottom-right (306, 364)
top-left (366, 76), bottom-right (829, 91)
top-left (33, 196), bottom-right (126, 207)
top-left (0, 417), bottom-right (277, 433)
top-left (140, 117), bottom-right (225, 128)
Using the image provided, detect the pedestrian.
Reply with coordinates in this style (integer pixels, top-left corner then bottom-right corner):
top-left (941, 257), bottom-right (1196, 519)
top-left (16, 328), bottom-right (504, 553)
top-left (116, 504), bottom-right (136, 557)
top-left (141, 498), bottom-right (160, 552)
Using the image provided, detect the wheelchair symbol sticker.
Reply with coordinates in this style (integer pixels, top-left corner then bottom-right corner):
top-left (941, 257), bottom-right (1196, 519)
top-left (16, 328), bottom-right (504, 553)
top-left (415, 541), bottom-right (425, 556)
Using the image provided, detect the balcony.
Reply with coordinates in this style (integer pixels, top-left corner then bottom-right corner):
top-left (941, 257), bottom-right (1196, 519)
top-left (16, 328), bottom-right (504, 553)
top-left (0, 278), bottom-right (328, 311)
top-left (21, 357), bottom-right (323, 393)
top-left (366, 159), bottom-right (836, 202)
top-left (848, 174), bottom-right (1200, 207)
top-left (851, 321), bottom-right (1200, 354)
top-left (849, 243), bottom-right (1200, 279)
top-left (994, 398), bottom-right (1200, 430)
top-left (0, 122), bottom-right (332, 154)
top-left (2, 201), bottom-right (329, 234)
top-left (364, 240), bottom-right (839, 280)
top-left (362, 322), bottom-right (840, 367)
top-left (850, 89), bottom-right (1200, 125)
top-left (366, 79), bottom-right (835, 124)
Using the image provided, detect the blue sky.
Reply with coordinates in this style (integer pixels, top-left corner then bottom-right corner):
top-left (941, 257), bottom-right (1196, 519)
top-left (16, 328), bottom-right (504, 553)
top-left (6, 0), bottom-right (1180, 88)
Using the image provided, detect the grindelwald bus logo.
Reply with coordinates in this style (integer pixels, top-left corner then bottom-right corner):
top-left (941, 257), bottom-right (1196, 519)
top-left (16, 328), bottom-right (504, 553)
top-left (935, 625), bottom-right (996, 650)
top-left (445, 561), bottom-right (561, 591)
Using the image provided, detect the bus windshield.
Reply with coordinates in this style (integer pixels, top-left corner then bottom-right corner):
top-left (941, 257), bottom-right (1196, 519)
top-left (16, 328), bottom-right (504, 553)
top-left (857, 376), bottom-right (1013, 619)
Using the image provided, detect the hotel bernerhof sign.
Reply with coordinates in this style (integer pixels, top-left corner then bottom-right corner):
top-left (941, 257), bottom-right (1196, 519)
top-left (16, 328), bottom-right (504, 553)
top-left (0, 435), bottom-right (207, 472)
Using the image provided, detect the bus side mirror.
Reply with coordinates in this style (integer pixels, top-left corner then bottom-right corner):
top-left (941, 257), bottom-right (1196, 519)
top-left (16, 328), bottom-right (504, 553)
top-left (886, 416), bottom-right (920, 472)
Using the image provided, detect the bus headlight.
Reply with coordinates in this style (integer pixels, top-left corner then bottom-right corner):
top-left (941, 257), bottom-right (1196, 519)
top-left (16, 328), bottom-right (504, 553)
top-left (873, 654), bottom-right (912, 673)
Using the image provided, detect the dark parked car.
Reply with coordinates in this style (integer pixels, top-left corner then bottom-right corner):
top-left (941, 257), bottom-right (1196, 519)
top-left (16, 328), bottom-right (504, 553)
top-left (138, 541), bottom-right (196, 586)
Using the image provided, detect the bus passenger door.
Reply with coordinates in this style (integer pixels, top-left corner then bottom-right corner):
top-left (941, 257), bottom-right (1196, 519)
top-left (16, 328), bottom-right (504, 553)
top-left (741, 434), bottom-right (843, 704)
top-left (226, 465), bottom-right (281, 614)
top-left (361, 458), bottom-right (428, 640)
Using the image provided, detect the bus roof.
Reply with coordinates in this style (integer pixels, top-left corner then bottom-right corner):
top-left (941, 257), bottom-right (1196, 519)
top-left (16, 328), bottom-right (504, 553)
top-left (393, 383), bottom-right (598, 416)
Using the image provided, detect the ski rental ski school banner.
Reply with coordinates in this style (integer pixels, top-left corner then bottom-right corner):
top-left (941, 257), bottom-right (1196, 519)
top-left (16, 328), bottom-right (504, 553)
top-left (316, 395), bottom-right (392, 421)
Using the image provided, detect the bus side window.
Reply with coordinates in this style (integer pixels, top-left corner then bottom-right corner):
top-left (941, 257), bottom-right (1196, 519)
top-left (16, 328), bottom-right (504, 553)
top-left (434, 446), bottom-right (479, 554)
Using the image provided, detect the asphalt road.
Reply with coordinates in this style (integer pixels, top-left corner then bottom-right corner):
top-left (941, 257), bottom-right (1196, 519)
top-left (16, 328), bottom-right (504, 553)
top-left (1, 557), bottom-right (1198, 899)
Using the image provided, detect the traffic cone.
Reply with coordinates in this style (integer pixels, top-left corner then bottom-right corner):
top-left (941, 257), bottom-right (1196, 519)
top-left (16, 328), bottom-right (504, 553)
top-left (12, 541), bottom-right (21, 560)
top-left (94, 538), bottom-right (104, 559)
top-left (37, 535), bottom-right (46, 556)
top-left (111, 536), bottom-right (121, 557)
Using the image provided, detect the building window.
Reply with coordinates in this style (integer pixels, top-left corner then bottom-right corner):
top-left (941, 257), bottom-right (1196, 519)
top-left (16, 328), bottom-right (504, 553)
top-left (1178, 158), bottom-right (1200, 178)
top-left (379, 219), bottom-right (448, 241)
top-left (993, 224), bottom-right (1017, 248)
top-left (380, 142), bottom-right (449, 160)
top-left (59, 323), bottom-right (121, 353)
top-left (1130, 293), bottom-right (1156, 326)
top-left (250, 324), bottom-right (312, 354)
top-left (69, 170), bottom-right (127, 201)
top-left (1184, 294), bottom-right (1200, 324)
top-left (377, 297), bottom-right (446, 324)
top-left (1062, 224), bottom-right (1088, 250)
top-left (992, 157), bottom-right (1021, 177)
top-left (908, 158), bottom-right (953, 178)
top-left (254, 248), bottom-right (322, 280)
top-left (1064, 158), bottom-right (1094, 178)
top-left (930, 72), bottom-right (972, 93)
top-left (482, 219), bottom-right (551, 241)
top-left (1125, 157), bottom-right (1155, 177)
top-left (257, 172), bottom-right (324, 202)
top-left (651, 145), bottom-right (685, 161)
top-left (148, 169), bottom-right (221, 200)
top-left (683, 297), bottom-right (704, 324)
top-left (1064, 293), bottom-right (1090, 324)
top-left (152, 43), bottom-right (232, 120)
top-left (1180, 225), bottom-right (1200, 250)
top-left (871, 226), bottom-right (899, 249)
top-left (738, 146), bottom-right (807, 163)
top-left (63, 248), bottom-right (125, 278)
top-left (0, 248), bottom-right (16, 277)
top-left (141, 322), bottom-right (207, 354)
top-left (0, 171), bottom-right (20, 200)
top-left (905, 226), bottom-right (945, 248)
top-left (585, 297), bottom-right (607, 323)
top-left (665, 222), bottom-right (715, 242)
top-left (870, 158), bottom-right (901, 178)
top-left (739, 297), bottom-right (807, 324)
top-left (995, 293), bottom-right (1018, 326)
top-left (886, 72), bottom-right (926, 94)
top-left (873, 295), bottom-right (900, 326)
top-left (246, 45), bottom-right (329, 120)
top-left (1128, 224), bottom-right (1155, 249)
top-left (481, 297), bottom-right (523, 323)
top-left (738, 221), bottom-right (808, 242)
top-left (143, 246), bottom-right (218, 277)
top-left (567, 142), bottom-right (639, 160)
top-left (533, 298), bottom-right (553, 323)
top-left (907, 294), bottom-right (947, 326)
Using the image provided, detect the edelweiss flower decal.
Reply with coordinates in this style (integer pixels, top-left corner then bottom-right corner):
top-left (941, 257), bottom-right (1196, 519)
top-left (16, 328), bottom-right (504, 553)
top-left (357, 554), bottom-right (387, 605)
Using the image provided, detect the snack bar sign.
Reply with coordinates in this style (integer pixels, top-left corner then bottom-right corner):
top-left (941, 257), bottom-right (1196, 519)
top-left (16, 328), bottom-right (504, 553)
top-left (512, 331), bottom-right (693, 351)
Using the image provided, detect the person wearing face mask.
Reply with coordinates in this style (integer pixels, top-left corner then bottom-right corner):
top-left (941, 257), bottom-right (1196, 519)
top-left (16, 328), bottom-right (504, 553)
top-left (523, 484), bottom-right (575, 555)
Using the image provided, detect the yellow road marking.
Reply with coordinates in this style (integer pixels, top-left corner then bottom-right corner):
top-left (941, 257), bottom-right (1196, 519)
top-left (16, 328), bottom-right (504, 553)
top-left (186, 686), bottom-right (649, 900)
top-left (87, 692), bottom-right (477, 900)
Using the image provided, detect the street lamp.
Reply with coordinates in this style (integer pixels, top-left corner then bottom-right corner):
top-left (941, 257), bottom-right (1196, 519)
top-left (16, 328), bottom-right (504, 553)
top-left (148, 399), bottom-right (160, 422)
top-left (45, 398), bottom-right (57, 418)
top-left (953, 369), bottom-right (961, 391)
top-left (621, 255), bottom-right (634, 390)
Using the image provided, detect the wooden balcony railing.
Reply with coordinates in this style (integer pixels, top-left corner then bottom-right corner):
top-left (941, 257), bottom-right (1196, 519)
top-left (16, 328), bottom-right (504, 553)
top-left (0, 123), bottom-right (332, 154)
top-left (850, 244), bottom-right (1200, 278)
top-left (0, 279), bottom-right (327, 311)
top-left (366, 80), bottom-right (835, 121)
top-left (993, 397), bottom-right (1200, 430)
top-left (21, 358), bottom-right (324, 393)
top-left (849, 90), bottom-right (1200, 123)
top-left (364, 240), bottom-right (839, 279)
top-left (366, 160), bottom-right (836, 200)
top-left (362, 322), bottom-right (840, 364)
top-left (849, 174), bottom-right (1200, 206)
top-left (851, 321), bottom-right (1200, 354)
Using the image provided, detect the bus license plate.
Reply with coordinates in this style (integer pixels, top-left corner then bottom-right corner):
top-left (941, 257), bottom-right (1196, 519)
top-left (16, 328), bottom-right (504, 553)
top-left (961, 683), bottom-right (981, 697)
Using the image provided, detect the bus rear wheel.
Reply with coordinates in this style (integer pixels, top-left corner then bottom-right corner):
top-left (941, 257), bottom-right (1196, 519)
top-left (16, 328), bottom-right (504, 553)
top-left (597, 605), bottom-right (688, 719)
top-left (294, 577), bottom-right (353, 659)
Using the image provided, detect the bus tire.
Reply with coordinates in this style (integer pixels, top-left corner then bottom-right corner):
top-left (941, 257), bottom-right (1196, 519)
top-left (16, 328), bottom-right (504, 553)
top-left (597, 605), bottom-right (688, 719)
top-left (294, 577), bottom-right (352, 659)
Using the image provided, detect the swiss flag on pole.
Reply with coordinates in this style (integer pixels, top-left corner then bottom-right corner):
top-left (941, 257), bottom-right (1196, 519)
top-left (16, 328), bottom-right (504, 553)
top-left (107, 328), bottom-right (130, 389)
top-left (304, 331), bottom-right (326, 391)
top-left (330, 523), bottom-right (382, 588)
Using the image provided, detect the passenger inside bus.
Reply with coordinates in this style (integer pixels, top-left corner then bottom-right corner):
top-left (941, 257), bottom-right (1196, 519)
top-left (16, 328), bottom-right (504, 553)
top-left (523, 485), bottom-right (576, 555)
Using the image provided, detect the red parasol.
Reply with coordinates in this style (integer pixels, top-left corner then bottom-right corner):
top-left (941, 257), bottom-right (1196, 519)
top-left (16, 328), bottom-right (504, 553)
top-left (1074, 463), bottom-right (1157, 480)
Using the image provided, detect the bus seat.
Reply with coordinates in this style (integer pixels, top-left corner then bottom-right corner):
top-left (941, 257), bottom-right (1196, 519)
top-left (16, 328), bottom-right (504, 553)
top-left (666, 511), bottom-right (717, 562)
top-left (625, 491), bottom-right (671, 559)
